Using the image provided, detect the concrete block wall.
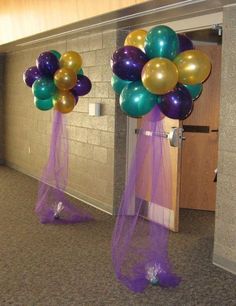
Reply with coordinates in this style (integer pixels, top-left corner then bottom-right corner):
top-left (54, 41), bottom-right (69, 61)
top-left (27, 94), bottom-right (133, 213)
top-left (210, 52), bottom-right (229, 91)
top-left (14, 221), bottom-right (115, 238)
top-left (3, 30), bottom-right (124, 214)
top-left (213, 5), bottom-right (236, 274)
top-left (0, 54), bottom-right (5, 164)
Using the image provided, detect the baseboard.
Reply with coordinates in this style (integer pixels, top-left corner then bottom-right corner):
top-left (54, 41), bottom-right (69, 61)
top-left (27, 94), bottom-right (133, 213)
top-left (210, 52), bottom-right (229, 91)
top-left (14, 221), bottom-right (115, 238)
top-left (213, 254), bottom-right (236, 275)
top-left (5, 162), bottom-right (113, 215)
top-left (66, 186), bottom-right (113, 215)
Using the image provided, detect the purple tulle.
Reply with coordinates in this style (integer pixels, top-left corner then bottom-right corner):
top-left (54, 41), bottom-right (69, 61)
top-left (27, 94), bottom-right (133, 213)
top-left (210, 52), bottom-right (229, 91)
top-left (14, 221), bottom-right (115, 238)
top-left (112, 106), bottom-right (181, 292)
top-left (35, 111), bottom-right (93, 224)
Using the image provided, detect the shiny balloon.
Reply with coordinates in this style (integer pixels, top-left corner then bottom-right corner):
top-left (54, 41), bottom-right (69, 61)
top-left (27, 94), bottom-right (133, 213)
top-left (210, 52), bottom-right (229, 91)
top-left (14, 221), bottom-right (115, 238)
top-left (111, 46), bottom-right (148, 81)
top-left (120, 81), bottom-right (156, 117)
top-left (178, 34), bottom-right (194, 52)
top-left (71, 75), bottom-right (92, 96)
top-left (158, 84), bottom-right (193, 120)
top-left (32, 77), bottom-right (56, 100)
top-left (36, 52), bottom-right (59, 77)
top-left (174, 49), bottom-right (211, 85)
top-left (23, 66), bottom-right (41, 87)
top-left (111, 74), bottom-right (132, 95)
top-left (54, 67), bottom-right (77, 90)
top-left (144, 25), bottom-right (179, 60)
top-left (34, 97), bottom-right (54, 111)
top-left (183, 83), bottom-right (203, 101)
top-left (77, 68), bottom-right (84, 76)
top-left (53, 91), bottom-right (76, 114)
top-left (60, 51), bottom-right (82, 73)
top-left (71, 91), bottom-right (79, 105)
top-left (124, 29), bottom-right (147, 52)
top-left (50, 50), bottom-right (61, 60)
top-left (141, 58), bottom-right (178, 95)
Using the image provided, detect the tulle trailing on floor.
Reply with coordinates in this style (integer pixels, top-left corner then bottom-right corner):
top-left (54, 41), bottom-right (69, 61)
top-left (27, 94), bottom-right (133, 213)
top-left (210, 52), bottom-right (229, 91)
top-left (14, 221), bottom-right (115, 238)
top-left (112, 106), bottom-right (181, 292)
top-left (35, 111), bottom-right (93, 224)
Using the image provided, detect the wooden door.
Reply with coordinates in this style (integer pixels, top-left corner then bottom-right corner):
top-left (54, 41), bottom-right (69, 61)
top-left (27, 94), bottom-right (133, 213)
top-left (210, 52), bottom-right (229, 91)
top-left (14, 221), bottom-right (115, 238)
top-left (180, 44), bottom-right (221, 211)
top-left (133, 117), bottom-right (180, 232)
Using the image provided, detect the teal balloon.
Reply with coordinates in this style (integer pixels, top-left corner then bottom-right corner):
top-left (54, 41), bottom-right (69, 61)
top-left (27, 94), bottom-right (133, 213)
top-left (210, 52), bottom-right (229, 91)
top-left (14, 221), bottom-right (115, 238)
top-left (34, 97), bottom-right (54, 111)
top-left (144, 25), bottom-right (179, 60)
top-left (111, 74), bottom-right (132, 95)
top-left (184, 83), bottom-right (203, 101)
top-left (120, 81), bottom-right (156, 117)
top-left (156, 95), bottom-right (162, 104)
top-left (77, 68), bottom-right (84, 76)
top-left (32, 77), bottom-right (56, 100)
top-left (50, 50), bottom-right (61, 60)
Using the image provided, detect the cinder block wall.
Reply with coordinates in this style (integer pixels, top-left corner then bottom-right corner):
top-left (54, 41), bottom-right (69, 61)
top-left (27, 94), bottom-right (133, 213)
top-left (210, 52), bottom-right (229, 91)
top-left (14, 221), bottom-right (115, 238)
top-left (3, 30), bottom-right (126, 214)
top-left (0, 54), bottom-right (5, 164)
top-left (213, 5), bottom-right (236, 274)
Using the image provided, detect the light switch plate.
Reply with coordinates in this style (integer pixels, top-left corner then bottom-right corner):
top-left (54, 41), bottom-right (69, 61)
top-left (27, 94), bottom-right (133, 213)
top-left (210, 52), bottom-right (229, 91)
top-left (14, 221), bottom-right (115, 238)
top-left (89, 102), bottom-right (100, 116)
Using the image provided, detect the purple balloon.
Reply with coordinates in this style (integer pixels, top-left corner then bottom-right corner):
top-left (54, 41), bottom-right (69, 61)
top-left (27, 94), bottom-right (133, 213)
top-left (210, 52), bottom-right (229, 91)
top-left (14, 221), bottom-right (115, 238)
top-left (71, 75), bottom-right (92, 97)
top-left (178, 34), bottom-right (194, 53)
top-left (23, 66), bottom-right (41, 87)
top-left (36, 52), bottom-right (59, 77)
top-left (158, 84), bottom-right (193, 120)
top-left (111, 46), bottom-right (148, 81)
top-left (71, 91), bottom-right (79, 105)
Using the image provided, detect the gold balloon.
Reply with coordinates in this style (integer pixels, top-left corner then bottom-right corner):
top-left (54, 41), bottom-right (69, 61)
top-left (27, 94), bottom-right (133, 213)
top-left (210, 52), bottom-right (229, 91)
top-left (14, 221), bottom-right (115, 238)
top-left (174, 50), bottom-right (211, 85)
top-left (124, 29), bottom-right (147, 52)
top-left (60, 51), bottom-right (82, 73)
top-left (141, 58), bottom-right (178, 95)
top-left (53, 91), bottom-right (75, 114)
top-left (54, 68), bottom-right (77, 90)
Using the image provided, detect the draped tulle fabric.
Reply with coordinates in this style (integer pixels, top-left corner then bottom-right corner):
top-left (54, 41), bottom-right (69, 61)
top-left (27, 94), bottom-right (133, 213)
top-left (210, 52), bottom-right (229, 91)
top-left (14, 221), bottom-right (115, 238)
top-left (112, 106), bottom-right (181, 292)
top-left (35, 111), bottom-right (93, 224)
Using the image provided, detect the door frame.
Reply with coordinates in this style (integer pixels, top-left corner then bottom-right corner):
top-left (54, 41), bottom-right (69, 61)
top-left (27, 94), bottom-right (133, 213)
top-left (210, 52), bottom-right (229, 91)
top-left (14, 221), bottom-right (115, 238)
top-left (126, 12), bottom-right (223, 232)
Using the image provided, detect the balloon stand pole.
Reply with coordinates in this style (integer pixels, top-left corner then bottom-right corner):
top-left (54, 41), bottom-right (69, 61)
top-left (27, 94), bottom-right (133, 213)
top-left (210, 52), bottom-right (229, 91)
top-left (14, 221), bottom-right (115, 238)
top-left (111, 107), bottom-right (181, 292)
top-left (35, 110), bottom-right (93, 224)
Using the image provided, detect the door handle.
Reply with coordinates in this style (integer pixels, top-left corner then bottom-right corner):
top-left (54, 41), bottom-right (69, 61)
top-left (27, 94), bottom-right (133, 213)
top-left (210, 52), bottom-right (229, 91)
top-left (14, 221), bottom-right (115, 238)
top-left (183, 125), bottom-right (210, 133)
top-left (211, 129), bottom-right (219, 132)
top-left (135, 127), bottom-right (184, 147)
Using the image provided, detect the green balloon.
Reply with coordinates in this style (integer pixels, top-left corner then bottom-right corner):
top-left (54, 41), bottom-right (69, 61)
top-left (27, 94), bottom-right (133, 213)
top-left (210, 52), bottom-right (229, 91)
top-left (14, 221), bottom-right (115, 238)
top-left (34, 97), bottom-right (54, 111)
top-left (144, 25), bottom-right (179, 60)
top-left (156, 95), bottom-right (162, 104)
top-left (184, 83), bottom-right (203, 101)
top-left (32, 77), bottom-right (56, 100)
top-left (77, 68), bottom-right (84, 76)
top-left (50, 50), bottom-right (61, 60)
top-left (111, 74), bottom-right (132, 95)
top-left (120, 81), bottom-right (157, 117)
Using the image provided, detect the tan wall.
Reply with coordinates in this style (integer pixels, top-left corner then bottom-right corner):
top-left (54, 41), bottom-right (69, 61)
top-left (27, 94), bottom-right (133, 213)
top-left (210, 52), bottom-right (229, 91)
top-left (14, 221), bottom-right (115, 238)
top-left (0, 55), bottom-right (5, 163)
top-left (0, 0), bottom-right (149, 45)
top-left (213, 5), bottom-right (236, 274)
top-left (4, 30), bottom-right (119, 213)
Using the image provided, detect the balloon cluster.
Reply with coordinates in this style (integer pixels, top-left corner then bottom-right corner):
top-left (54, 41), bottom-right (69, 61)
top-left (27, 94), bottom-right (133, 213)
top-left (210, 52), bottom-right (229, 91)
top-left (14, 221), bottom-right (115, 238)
top-left (111, 26), bottom-right (211, 120)
top-left (23, 50), bottom-right (92, 114)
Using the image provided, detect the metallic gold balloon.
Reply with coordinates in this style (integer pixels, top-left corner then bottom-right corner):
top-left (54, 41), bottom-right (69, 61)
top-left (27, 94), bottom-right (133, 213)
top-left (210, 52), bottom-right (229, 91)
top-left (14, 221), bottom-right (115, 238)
top-left (53, 91), bottom-right (75, 114)
top-left (174, 50), bottom-right (211, 85)
top-left (124, 29), bottom-right (147, 52)
top-left (141, 58), bottom-right (178, 95)
top-left (60, 51), bottom-right (82, 73)
top-left (54, 68), bottom-right (77, 90)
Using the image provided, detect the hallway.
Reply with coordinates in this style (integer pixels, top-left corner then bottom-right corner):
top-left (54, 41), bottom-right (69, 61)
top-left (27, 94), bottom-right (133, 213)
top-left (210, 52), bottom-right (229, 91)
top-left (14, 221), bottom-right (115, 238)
top-left (0, 166), bottom-right (236, 306)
